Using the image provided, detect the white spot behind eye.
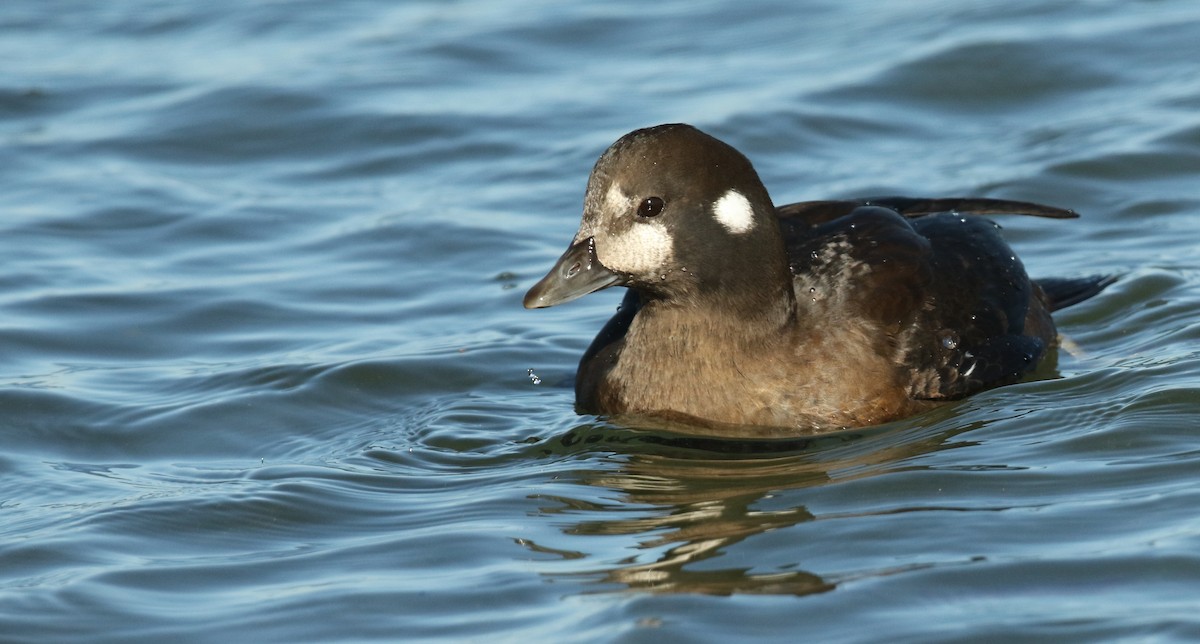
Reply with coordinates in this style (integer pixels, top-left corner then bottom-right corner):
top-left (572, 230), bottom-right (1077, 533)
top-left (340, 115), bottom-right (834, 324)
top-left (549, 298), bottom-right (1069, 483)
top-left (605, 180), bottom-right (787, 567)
top-left (713, 189), bottom-right (754, 234)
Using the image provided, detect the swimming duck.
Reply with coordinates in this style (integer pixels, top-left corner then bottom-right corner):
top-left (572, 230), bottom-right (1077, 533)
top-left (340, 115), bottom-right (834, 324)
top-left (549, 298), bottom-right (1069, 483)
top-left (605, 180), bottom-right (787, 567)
top-left (524, 124), bottom-right (1111, 431)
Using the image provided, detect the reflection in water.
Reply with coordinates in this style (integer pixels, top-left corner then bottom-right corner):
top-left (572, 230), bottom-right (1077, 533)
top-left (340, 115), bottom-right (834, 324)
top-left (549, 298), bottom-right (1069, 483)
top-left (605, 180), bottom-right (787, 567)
top-left (524, 419), bottom-right (975, 596)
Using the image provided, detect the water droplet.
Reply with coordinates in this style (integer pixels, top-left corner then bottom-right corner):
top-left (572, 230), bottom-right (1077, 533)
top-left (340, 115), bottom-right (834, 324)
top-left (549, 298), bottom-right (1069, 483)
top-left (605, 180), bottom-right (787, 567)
top-left (809, 287), bottom-right (816, 293)
top-left (970, 314), bottom-right (977, 321)
top-left (810, 250), bottom-right (819, 260)
top-left (526, 368), bottom-right (542, 385)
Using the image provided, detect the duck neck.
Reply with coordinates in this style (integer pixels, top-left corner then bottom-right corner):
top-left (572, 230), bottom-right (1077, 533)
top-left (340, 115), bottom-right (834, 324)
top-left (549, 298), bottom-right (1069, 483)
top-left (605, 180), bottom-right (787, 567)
top-left (646, 260), bottom-right (797, 348)
top-left (700, 231), bottom-right (798, 339)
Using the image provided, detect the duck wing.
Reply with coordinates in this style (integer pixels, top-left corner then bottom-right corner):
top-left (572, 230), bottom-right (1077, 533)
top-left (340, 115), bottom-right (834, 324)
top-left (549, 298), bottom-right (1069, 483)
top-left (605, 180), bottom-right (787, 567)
top-left (780, 202), bottom-right (1053, 400)
top-left (776, 196), bottom-right (1077, 227)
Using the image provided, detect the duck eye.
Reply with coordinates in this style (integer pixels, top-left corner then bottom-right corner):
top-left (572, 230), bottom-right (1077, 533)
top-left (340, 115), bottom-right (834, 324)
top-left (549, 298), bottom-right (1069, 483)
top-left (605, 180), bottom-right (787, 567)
top-left (637, 196), bottom-right (665, 218)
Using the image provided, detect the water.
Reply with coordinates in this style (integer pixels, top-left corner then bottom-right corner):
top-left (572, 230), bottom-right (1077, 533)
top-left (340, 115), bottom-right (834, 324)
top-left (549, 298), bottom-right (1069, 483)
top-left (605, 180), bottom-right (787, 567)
top-left (3, 0), bottom-right (1200, 641)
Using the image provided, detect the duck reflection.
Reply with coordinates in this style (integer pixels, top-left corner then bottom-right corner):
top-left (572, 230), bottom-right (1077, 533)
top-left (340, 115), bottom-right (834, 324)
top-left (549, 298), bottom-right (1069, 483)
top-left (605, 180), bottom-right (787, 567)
top-left (523, 417), bottom-right (973, 596)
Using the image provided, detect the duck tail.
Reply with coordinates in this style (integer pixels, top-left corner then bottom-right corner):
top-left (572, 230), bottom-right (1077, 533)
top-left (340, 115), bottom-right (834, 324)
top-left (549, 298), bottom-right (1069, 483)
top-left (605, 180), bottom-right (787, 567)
top-left (1035, 275), bottom-right (1117, 312)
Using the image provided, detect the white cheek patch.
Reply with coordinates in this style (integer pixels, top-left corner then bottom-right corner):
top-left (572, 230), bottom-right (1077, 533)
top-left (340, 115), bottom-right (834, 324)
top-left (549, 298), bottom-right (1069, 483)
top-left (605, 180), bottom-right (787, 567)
top-left (595, 222), bottom-right (673, 275)
top-left (713, 189), bottom-right (755, 234)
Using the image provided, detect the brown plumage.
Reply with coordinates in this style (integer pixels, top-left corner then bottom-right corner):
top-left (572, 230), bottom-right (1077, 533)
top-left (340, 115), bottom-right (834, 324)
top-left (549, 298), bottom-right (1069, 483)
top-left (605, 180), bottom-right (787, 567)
top-left (525, 124), bottom-right (1112, 432)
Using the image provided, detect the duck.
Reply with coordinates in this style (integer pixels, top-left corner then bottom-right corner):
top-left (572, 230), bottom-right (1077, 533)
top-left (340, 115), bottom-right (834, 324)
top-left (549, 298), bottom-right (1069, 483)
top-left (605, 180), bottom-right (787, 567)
top-left (524, 124), bottom-right (1112, 432)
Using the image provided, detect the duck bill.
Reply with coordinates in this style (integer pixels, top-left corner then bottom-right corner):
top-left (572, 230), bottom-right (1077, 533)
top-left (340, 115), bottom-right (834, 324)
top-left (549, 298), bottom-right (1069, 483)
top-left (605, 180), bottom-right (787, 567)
top-left (524, 237), bottom-right (625, 309)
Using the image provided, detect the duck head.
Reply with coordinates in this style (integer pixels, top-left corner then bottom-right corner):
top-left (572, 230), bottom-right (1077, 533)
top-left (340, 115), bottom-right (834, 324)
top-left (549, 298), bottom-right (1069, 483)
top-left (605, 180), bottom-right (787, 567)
top-left (524, 124), bottom-right (790, 310)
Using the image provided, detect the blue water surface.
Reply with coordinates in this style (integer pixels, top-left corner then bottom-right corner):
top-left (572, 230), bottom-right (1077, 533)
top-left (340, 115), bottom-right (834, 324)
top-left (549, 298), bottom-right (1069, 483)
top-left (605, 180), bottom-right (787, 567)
top-left (3, 0), bottom-right (1200, 641)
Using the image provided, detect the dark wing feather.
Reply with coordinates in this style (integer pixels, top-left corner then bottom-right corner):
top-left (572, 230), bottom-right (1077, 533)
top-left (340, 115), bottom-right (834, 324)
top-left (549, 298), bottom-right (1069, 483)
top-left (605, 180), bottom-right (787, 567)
top-left (903, 212), bottom-right (1052, 398)
top-left (776, 196), bottom-right (1077, 228)
top-left (781, 203), bottom-right (1056, 400)
top-left (782, 205), bottom-right (933, 331)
